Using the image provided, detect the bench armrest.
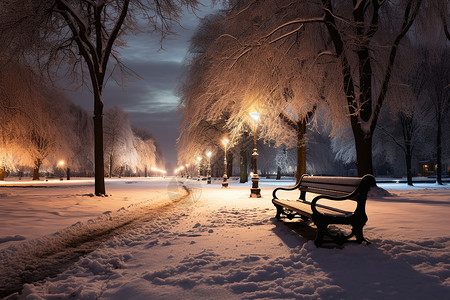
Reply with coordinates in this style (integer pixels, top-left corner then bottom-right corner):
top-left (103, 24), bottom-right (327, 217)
top-left (272, 175), bottom-right (308, 199)
top-left (310, 174), bottom-right (375, 214)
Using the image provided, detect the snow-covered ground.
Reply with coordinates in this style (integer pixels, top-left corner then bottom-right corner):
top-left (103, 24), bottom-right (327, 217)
top-left (0, 177), bottom-right (449, 299)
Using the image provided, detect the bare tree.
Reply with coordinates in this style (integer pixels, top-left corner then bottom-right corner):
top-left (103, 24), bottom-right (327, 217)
top-left (0, 0), bottom-right (199, 194)
top-left (425, 47), bottom-right (450, 184)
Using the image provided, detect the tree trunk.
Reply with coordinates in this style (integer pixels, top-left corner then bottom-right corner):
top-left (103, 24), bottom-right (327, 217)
top-left (296, 120), bottom-right (307, 183)
top-left (276, 166), bottom-right (281, 180)
top-left (66, 168), bottom-right (71, 180)
top-left (108, 154), bottom-right (113, 178)
top-left (352, 128), bottom-right (374, 177)
top-left (32, 159), bottom-right (41, 180)
top-left (240, 149), bottom-right (248, 183)
top-left (405, 147), bottom-right (413, 186)
top-left (94, 109), bottom-right (106, 194)
top-left (436, 118), bottom-right (442, 185)
top-left (0, 166), bottom-right (5, 181)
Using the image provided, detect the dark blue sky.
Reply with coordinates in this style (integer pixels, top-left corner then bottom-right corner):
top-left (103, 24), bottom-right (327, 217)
top-left (67, 1), bottom-right (220, 173)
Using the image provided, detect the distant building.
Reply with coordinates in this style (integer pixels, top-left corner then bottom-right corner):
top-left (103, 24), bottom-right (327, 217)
top-left (418, 160), bottom-right (449, 177)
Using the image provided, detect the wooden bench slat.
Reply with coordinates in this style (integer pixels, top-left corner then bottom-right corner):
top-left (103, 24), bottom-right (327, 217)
top-left (300, 183), bottom-right (357, 193)
top-left (301, 176), bottom-right (362, 186)
top-left (300, 187), bottom-right (355, 198)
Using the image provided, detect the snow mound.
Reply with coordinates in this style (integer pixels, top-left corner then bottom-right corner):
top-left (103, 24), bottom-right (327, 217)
top-left (368, 186), bottom-right (393, 197)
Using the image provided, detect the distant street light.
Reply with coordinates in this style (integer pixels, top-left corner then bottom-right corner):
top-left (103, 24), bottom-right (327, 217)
top-left (222, 138), bottom-right (229, 188)
top-left (249, 112), bottom-right (261, 197)
top-left (196, 156), bottom-right (202, 181)
top-left (206, 151), bottom-right (212, 184)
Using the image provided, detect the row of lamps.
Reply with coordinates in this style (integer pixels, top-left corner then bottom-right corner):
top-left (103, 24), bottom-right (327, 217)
top-left (178, 111), bottom-right (261, 198)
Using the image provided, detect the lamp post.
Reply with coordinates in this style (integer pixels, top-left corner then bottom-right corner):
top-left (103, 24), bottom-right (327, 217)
top-left (196, 156), bottom-right (202, 181)
top-left (222, 138), bottom-right (229, 188)
top-left (206, 151), bottom-right (212, 184)
top-left (249, 112), bottom-right (261, 197)
top-left (58, 160), bottom-right (64, 181)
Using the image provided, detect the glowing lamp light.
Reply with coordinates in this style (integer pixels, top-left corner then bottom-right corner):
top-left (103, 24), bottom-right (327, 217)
top-left (206, 151), bottom-right (212, 158)
top-left (222, 138), bottom-right (229, 147)
top-left (58, 160), bottom-right (64, 166)
top-left (249, 112), bottom-right (260, 122)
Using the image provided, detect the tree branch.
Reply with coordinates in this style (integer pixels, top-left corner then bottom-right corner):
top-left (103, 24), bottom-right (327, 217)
top-left (371, 0), bottom-right (423, 133)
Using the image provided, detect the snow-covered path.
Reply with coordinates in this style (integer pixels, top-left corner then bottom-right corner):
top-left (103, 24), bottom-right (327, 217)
top-left (1, 178), bottom-right (449, 299)
top-left (0, 178), bottom-right (194, 297)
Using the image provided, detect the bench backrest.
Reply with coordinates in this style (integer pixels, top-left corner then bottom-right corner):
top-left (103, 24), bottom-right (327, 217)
top-left (299, 175), bottom-right (375, 200)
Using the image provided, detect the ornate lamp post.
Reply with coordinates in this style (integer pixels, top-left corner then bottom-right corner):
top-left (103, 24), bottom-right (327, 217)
top-left (249, 112), bottom-right (261, 197)
top-left (196, 156), bottom-right (202, 181)
top-left (222, 138), bottom-right (229, 188)
top-left (206, 151), bottom-right (212, 184)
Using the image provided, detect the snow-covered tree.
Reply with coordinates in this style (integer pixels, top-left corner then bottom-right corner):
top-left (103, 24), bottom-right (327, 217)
top-left (214, 0), bottom-right (449, 177)
top-left (0, 63), bottom-right (78, 180)
top-left (0, 0), bottom-right (199, 194)
top-left (133, 127), bottom-right (161, 177)
top-left (67, 103), bottom-right (95, 177)
top-left (179, 8), bottom-right (323, 183)
top-left (103, 107), bottom-right (137, 177)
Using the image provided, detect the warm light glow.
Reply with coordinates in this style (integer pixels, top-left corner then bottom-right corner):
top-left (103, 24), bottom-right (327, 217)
top-left (58, 160), bottom-right (64, 166)
top-left (196, 156), bottom-right (202, 163)
top-left (206, 151), bottom-right (212, 158)
top-left (249, 112), bottom-right (260, 122)
top-left (152, 167), bottom-right (167, 174)
top-left (222, 138), bottom-right (229, 147)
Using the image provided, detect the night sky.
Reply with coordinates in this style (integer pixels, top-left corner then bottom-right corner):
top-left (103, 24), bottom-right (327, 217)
top-left (66, 1), bottom-right (219, 173)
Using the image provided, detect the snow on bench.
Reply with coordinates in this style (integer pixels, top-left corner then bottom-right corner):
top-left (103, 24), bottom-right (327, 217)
top-left (272, 174), bottom-right (376, 247)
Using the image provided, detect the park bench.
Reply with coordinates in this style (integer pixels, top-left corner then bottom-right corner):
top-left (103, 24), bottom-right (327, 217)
top-left (272, 174), bottom-right (376, 247)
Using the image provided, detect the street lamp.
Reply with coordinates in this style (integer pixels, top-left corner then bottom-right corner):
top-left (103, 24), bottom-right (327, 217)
top-left (249, 112), bottom-right (261, 197)
top-left (196, 156), bottom-right (202, 181)
top-left (222, 138), bottom-right (229, 188)
top-left (206, 151), bottom-right (212, 184)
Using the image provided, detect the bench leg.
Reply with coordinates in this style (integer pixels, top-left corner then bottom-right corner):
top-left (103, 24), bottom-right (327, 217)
top-left (352, 224), bottom-right (369, 244)
top-left (314, 222), bottom-right (328, 247)
top-left (273, 203), bottom-right (283, 219)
